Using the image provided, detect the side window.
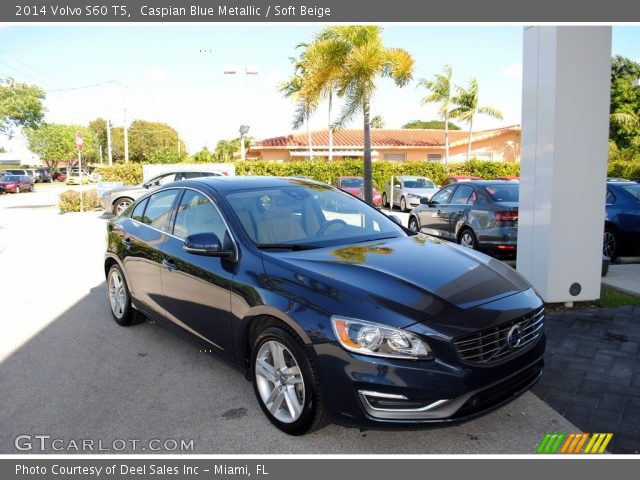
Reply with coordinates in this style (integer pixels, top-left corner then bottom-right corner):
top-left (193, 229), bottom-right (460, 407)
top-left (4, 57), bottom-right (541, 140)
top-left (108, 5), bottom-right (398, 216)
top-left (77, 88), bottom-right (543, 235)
top-left (144, 189), bottom-right (180, 231)
top-left (394, 179), bottom-right (401, 188)
top-left (173, 190), bottom-right (229, 243)
top-left (176, 171), bottom-right (203, 180)
top-left (450, 185), bottom-right (474, 205)
top-left (430, 185), bottom-right (456, 205)
top-left (606, 189), bottom-right (616, 204)
top-left (131, 198), bottom-right (149, 222)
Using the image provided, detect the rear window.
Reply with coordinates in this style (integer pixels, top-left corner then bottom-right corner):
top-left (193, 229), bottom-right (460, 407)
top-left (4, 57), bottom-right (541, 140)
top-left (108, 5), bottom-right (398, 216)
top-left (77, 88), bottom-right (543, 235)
top-left (483, 184), bottom-right (519, 202)
top-left (621, 184), bottom-right (640, 201)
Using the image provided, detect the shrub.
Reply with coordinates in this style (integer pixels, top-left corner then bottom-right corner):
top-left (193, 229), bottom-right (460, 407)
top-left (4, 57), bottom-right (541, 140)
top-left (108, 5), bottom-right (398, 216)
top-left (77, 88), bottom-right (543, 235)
top-left (58, 189), bottom-right (102, 213)
top-left (607, 160), bottom-right (640, 180)
top-left (93, 164), bottom-right (143, 185)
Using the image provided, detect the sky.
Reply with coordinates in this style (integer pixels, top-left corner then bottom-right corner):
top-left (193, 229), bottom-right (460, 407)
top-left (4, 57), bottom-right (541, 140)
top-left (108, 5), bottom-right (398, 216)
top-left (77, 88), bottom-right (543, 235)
top-left (1, 25), bottom-right (640, 157)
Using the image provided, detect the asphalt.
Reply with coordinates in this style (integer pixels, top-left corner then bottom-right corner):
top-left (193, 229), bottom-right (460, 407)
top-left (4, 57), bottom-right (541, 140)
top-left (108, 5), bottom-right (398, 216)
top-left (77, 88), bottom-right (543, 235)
top-left (0, 186), bottom-right (577, 454)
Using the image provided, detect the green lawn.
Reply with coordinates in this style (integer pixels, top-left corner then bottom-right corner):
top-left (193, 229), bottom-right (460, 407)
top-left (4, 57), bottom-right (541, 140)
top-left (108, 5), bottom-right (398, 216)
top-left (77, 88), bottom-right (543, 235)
top-left (598, 285), bottom-right (640, 308)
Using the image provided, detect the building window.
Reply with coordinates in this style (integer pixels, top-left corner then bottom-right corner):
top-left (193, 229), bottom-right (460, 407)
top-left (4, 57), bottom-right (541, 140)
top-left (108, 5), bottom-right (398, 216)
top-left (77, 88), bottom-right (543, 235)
top-left (427, 153), bottom-right (443, 162)
top-left (472, 152), bottom-right (494, 161)
top-left (383, 153), bottom-right (406, 162)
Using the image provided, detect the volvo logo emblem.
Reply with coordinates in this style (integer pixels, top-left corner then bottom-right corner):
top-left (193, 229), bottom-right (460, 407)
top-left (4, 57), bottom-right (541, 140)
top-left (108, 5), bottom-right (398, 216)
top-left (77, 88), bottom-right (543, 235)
top-left (507, 324), bottom-right (523, 349)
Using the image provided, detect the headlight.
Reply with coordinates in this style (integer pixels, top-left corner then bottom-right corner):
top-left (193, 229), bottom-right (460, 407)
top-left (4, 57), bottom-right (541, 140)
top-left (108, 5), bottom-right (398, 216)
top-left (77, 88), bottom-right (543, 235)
top-left (331, 316), bottom-right (433, 360)
top-left (408, 193), bottom-right (420, 199)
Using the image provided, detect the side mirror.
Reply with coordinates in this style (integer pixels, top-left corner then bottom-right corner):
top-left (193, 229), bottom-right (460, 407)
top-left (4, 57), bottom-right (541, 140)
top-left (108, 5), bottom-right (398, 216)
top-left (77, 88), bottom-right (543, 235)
top-left (419, 197), bottom-right (430, 205)
top-left (388, 214), bottom-right (402, 226)
top-left (183, 233), bottom-right (233, 258)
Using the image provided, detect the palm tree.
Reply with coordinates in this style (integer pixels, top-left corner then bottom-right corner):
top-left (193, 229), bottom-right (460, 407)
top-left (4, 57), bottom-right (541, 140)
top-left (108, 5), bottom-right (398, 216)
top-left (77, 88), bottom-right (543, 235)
top-left (450, 78), bottom-right (503, 160)
top-left (278, 56), bottom-right (318, 160)
top-left (304, 26), bottom-right (413, 204)
top-left (371, 115), bottom-right (385, 129)
top-left (418, 65), bottom-right (453, 165)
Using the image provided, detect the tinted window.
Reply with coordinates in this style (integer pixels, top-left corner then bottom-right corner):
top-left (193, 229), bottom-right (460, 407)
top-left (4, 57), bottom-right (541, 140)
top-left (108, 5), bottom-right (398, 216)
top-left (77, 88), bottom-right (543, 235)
top-left (340, 178), bottom-right (364, 188)
top-left (173, 190), bottom-right (229, 242)
top-left (620, 184), bottom-right (640, 201)
top-left (131, 198), bottom-right (149, 222)
top-left (450, 185), bottom-right (474, 204)
top-left (146, 173), bottom-right (177, 187)
top-left (403, 178), bottom-right (435, 189)
top-left (144, 189), bottom-right (180, 231)
top-left (483, 184), bottom-right (519, 202)
top-left (606, 189), bottom-right (616, 204)
top-left (176, 171), bottom-right (203, 180)
top-left (430, 185), bottom-right (456, 205)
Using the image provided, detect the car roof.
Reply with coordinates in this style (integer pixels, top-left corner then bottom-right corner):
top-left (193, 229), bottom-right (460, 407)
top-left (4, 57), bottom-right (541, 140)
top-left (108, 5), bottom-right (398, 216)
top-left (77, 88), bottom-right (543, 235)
top-left (184, 175), bottom-right (329, 192)
top-left (452, 180), bottom-right (514, 187)
top-left (608, 180), bottom-right (636, 185)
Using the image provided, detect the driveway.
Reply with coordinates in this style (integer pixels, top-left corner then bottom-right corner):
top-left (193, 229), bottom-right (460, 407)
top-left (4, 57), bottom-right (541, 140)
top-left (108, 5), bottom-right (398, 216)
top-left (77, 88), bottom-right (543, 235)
top-left (0, 188), bottom-right (576, 454)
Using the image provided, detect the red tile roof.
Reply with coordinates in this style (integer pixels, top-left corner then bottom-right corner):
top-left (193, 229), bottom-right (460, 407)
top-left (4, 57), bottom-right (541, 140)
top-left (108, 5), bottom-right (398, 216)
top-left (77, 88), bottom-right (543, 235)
top-left (254, 126), bottom-right (520, 149)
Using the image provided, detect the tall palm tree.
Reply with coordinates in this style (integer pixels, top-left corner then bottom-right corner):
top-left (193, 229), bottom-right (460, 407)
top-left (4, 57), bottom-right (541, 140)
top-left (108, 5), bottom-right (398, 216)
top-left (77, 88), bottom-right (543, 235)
top-left (278, 56), bottom-right (318, 160)
top-left (450, 78), bottom-right (503, 160)
top-left (371, 115), bottom-right (385, 128)
top-left (304, 26), bottom-right (413, 204)
top-left (418, 65), bottom-right (453, 165)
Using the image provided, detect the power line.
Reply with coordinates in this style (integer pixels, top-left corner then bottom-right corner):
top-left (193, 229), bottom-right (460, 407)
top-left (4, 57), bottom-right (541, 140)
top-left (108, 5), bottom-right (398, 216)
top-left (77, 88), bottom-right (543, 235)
top-left (0, 50), bottom-right (68, 88)
top-left (46, 80), bottom-right (121, 93)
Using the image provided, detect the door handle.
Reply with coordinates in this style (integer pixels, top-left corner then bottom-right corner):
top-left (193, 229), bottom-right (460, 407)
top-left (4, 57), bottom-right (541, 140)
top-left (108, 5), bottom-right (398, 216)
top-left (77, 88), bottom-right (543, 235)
top-left (163, 258), bottom-right (177, 272)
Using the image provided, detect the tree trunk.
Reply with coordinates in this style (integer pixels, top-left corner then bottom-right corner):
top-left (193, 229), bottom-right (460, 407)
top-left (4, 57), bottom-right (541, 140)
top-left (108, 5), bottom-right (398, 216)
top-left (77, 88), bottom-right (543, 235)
top-left (307, 112), bottom-right (313, 161)
top-left (363, 93), bottom-right (373, 205)
top-left (444, 113), bottom-right (449, 166)
top-left (466, 116), bottom-right (474, 161)
top-left (328, 92), bottom-right (333, 162)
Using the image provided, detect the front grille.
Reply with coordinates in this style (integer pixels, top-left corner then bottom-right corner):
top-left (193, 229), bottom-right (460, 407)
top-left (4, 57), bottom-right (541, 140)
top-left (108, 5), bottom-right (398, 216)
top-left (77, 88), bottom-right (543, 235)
top-left (454, 359), bottom-right (543, 418)
top-left (453, 307), bottom-right (544, 365)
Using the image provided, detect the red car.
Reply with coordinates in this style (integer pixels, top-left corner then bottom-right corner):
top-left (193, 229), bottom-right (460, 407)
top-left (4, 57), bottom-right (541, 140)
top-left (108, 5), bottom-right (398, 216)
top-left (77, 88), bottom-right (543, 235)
top-left (336, 176), bottom-right (383, 207)
top-left (53, 171), bottom-right (67, 182)
top-left (495, 176), bottom-right (520, 182)
top-left (0, 174), bottom-right (35, 193)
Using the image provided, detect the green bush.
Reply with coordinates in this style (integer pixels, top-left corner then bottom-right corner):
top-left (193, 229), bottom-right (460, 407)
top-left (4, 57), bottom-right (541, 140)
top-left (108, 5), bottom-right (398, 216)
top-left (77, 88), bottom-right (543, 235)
top-left (607, 160), bottom-right (640, 180)
top-left (58, 189), bottom-right (102, 213)
top-left (94, 164), bottom-right (143, 185)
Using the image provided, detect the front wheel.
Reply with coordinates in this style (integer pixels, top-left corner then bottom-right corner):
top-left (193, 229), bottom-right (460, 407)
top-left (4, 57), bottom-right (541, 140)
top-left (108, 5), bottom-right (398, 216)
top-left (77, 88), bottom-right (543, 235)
top-left (382, 193), bottom-right (389, 208)
top-left (400, 196), bottom-right (408, 212)
top-left (252, 326), bottom-right (327, 435)
top-left (408, 216), bottom-right (420, 232)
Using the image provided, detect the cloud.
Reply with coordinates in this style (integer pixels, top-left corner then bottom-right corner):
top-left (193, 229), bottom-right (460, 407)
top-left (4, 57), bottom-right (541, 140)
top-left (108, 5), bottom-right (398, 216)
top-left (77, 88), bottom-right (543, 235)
top-left (145, 68), bottom-right (169, 82)
top-left (502, 63), bottom-right (523, 80)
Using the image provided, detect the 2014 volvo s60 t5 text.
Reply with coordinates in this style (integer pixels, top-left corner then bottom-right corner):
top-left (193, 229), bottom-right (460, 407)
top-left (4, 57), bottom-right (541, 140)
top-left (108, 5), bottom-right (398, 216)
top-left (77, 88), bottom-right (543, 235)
top-left (104, 176), bottom-right (545, 435)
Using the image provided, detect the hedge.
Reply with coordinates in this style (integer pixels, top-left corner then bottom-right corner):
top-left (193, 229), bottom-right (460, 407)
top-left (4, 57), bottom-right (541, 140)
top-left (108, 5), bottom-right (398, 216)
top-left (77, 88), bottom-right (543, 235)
top-left (58, 189), bottom-right (102, 213)
top-left (91, 159), bottom-right (640, 190)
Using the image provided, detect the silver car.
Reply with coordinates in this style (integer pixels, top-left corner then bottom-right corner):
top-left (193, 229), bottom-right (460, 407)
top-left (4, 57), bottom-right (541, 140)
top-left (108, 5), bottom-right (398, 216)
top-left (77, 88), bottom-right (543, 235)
top-left (101, 171), bottom-right (221, 215)
top-left (382, 175), bottom-right (439, 212)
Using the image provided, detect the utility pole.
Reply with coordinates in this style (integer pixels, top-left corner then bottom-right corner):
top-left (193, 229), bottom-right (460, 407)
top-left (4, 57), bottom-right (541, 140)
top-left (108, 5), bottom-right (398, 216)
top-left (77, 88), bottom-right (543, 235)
top-left (123, 83), bottom-right (129, 163)
top-left (106, 120), bottom-right (113, 166)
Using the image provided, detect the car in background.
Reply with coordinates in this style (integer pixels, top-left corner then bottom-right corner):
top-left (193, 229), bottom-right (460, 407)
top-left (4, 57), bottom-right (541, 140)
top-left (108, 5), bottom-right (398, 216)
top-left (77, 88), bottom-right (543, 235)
top-left (66, 169), bottom-right (91, 185)
top-left (3, 169), bottom-right (28, 177)
top-left (0, 174), bottom-right (35, 193)
top-left (101, 170), bottom-right (222, 215)
top-left (442, 175), bottom-right (482, 187)
top-left (604, 180), bottom-right (640, 260)
top-left (37, 168), bottom-right (53, 183)
top-left (336, 176), bottom-right (383, 208)
top-left (408, 180), bottom-right (519, 256)
top-left (495, 176), bottom-right (520, 182)
top-left (25, 169), bottom-right (38, 182)
top-left (383, 175), bottom-right (439, 212)
top-left (105, 176), bottom-right (545, 434)
top-left (53, 171), bottom-right (67, 182)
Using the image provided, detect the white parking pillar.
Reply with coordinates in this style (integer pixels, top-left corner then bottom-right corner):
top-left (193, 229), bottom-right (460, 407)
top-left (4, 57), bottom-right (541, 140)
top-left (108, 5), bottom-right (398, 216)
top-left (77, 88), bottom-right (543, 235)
top-left (517, 26), bottom-right (612, 303)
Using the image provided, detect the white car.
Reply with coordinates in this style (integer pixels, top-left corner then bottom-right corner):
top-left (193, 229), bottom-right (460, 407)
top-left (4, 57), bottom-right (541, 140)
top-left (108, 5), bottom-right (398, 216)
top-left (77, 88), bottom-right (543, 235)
top-left (382, 175), bottom-right (439, 212)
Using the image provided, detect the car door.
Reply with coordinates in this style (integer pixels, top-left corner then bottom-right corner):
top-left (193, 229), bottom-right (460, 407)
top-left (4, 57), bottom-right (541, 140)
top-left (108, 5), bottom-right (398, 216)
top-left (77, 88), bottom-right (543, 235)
top-left (448, 184), bottom-right (475, 239)
top-left (159, 188), bottom-right (236, 357)
top-left (121, 188), bottom-right (181, 316)
top-left (418, 184), bottom-right (456, 237)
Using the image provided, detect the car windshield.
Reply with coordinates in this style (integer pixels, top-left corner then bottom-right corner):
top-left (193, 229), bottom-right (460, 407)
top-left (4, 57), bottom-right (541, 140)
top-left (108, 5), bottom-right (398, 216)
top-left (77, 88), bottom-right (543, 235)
top-left (483, 184), bottom-right (520, 202)
top-left (621, 184), bottom-right (640, 201)
top-left (403, 178), bottom-right (435, 189)
top-left (340, 178), bottom-right (364, 188)
top-left (225, 183), bottom-right (406, 248)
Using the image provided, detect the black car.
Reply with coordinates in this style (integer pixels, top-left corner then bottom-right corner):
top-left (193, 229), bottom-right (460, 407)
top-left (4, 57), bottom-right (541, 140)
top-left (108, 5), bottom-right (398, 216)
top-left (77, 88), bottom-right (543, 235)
top-left (105, 177), bottom-right (545, 434)
top-left (604, 180), bottom-right (640, 259)
top-left (408, 181), bottom-right (519, 256)
top-left (37, 168), bottom-right (53, 183)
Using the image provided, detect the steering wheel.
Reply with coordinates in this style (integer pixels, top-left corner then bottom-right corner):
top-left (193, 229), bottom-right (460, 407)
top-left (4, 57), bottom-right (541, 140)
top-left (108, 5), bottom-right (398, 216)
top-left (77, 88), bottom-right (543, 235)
top-left (318, 219), bottom-right (348, 236)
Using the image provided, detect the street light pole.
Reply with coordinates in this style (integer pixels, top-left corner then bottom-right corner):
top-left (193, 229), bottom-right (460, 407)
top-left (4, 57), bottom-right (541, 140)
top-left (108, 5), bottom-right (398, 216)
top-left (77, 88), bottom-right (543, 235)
top-left (239, 125), bottom-right (250, 161)
top-left (224, 66), bottom-right (258, 159)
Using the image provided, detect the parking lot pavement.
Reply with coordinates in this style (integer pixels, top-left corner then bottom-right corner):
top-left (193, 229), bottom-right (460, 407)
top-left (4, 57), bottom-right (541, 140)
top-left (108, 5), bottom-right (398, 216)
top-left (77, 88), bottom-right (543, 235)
top-left (0, 190), bottom-right (578, 454)
top-left (532, 307), bottom-right (640, 454)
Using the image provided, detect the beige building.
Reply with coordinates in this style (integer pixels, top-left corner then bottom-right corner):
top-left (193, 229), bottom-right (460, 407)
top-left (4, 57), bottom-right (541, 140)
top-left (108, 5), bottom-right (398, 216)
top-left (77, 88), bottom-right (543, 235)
top-left (246, 125), bottom-right (521, 162)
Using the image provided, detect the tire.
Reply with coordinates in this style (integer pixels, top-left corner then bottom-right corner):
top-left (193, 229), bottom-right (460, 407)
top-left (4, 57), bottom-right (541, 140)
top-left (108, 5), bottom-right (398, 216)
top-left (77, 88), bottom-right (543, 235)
top-left (603, 227), bottom-right (618, 261)
top-left (15, 186), bottom-right (20, 194)
top-left (107, 264), bottom-right (139, 326)
top-left (400, 196), bottom-right (408, 212)
top-left (408, 216), bottom-right (420, 232)
top-left (382, 193), bottom-right (389, 208)
top-left (251, 325), bottom-right (328, 435)
top-left (113, 197), bottom-right (134, 216)
top-left (459, 228), bottom-right (478, 250)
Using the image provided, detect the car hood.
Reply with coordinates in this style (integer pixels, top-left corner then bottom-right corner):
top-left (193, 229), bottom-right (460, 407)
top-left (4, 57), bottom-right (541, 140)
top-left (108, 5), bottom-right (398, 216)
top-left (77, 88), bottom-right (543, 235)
top-left (262, 235), bottom-right (531, 328)
top-left (403, 187), bottom-right (438, 196)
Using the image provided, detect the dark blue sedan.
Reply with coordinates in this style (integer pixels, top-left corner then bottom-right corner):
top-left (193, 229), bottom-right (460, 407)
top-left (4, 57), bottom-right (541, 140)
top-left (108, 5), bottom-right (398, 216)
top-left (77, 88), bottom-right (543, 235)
top-left (104, 177), bottom-right (545, 434)
top-left (604, 181), bottom-right (640, 259)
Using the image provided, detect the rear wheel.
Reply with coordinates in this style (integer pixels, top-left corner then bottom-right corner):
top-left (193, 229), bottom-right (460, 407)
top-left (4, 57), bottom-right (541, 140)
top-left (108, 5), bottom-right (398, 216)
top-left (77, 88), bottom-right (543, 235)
top-left (107, 264), bottom-right (139, 326)
top-left (252, 325), bottom-right (327, 435)
top-left (459, 228), bottom-right (478, 250)
top-left (603, 227), bottom-right (618, 260)
top-left (15, 186), bottom-right (20, 194)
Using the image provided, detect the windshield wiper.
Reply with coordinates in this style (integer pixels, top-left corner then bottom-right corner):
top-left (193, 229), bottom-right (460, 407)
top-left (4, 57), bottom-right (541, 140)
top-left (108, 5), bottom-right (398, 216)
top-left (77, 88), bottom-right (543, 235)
top-left (256, 243), bottom-right (320, 251)
top-left (351, 235), bottom-right (399, 244)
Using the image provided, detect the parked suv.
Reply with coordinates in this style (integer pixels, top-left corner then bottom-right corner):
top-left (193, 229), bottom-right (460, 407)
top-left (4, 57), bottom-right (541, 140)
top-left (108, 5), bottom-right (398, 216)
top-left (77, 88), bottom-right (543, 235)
top-left (37, 168), bottom-right (53, 183)
top-left (101, 170), bottom-right (222, 215)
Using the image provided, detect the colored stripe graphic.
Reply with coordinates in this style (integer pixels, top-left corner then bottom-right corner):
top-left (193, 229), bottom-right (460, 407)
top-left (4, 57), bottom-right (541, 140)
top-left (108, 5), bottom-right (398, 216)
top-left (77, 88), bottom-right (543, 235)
top-left (537, 433), bottom-right (613, 454)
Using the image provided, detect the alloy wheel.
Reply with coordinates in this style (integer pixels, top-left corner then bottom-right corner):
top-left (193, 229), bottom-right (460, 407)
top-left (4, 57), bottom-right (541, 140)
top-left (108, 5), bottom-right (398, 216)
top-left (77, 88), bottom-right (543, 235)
top-left (408, 217), bottom-right (419, 232)
top-left (400, 197), bottom-right (407, 212)
top-left (108, 268), bottom-right (127, 319)
top-left (460, 231), bottom-right (476, 249)
top-left (115, 200), bottom-right (132, 215)
top-left (255, 340), bottom-right (305, 424)
top-left (603, 231), bottom-right (617, 259)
